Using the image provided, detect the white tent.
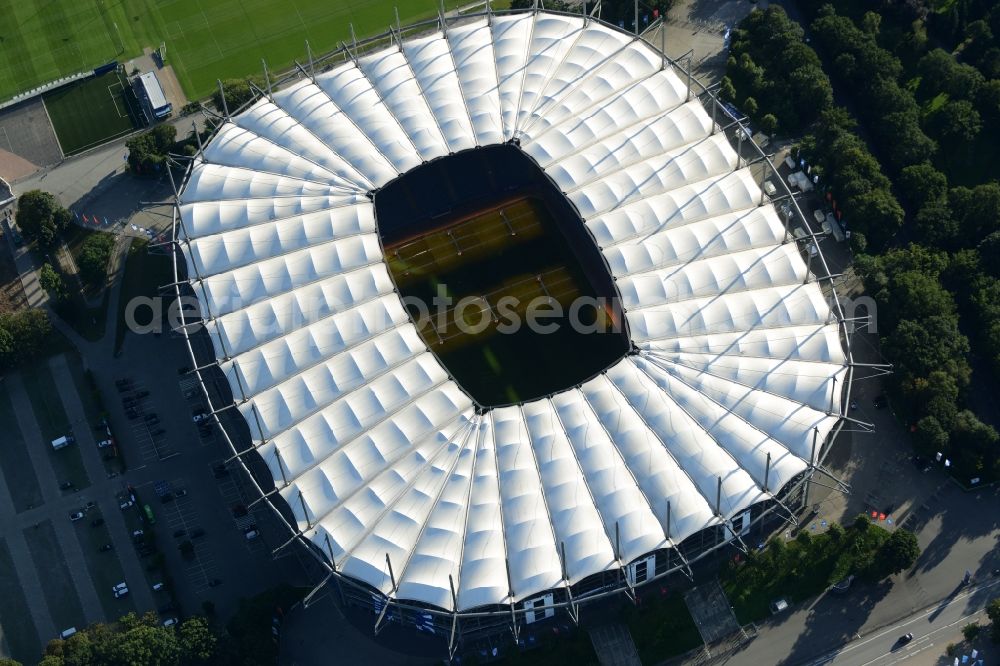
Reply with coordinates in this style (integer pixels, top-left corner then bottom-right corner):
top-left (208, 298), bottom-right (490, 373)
top-left (176, 11), bottom-right (848, 614)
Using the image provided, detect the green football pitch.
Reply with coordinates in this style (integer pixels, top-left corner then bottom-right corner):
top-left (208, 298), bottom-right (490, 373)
top-left (43, 69), bottom-right (136, 155)
top-left (0, 0), bottom-right (483, 103)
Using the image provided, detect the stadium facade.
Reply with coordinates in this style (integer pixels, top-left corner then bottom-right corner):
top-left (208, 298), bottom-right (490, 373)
top-left (170, 7), bottom-right (853, 655)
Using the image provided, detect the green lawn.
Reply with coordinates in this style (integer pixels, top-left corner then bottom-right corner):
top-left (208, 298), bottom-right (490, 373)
top-left (114, 238), bottom-right (174, 353)
top-left (20, 362), bottom-right (91, 491)
top-left (0, 0), bottom-right (122, 100)
top-left (0, 385), bottom-right (43, 511)
top-left (0, 537), bottom-right (41, 664)
top-left (3, 0), bottom-right (473, 103)
top-left (22, 521), bottom-right (85, 632)
top-left (43, 69), bottom-right (136, 155)
top-left (624, 593), bottom-right (703, 664)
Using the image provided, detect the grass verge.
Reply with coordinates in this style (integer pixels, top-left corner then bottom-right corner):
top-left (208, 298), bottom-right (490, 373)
top-left (21, 361), bottom-right (91, 490)
top-left (0, 384), bottom-right (43, 511)
top-left (624, 592), bottom-right (703, 663)
top-left (22, 520), bottom-right (85, 632)
top-left (114, 238), bottom-right (172, 354)
top-left (0, 537), bottom-right (42, 663)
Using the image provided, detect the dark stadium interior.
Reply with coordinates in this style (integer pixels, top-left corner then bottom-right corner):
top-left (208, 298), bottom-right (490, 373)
top-left (374, 145), bottom-right (630, 407)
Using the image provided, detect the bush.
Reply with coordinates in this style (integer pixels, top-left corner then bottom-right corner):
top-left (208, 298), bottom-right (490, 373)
top-left (126, 124), bottom-right (177, 175)
top-left (0, 309), bottom-right (52, 370)
top-left (39, 263), bottom-right (67, 302)
top-left (962, 622), bottom-right (982, 641)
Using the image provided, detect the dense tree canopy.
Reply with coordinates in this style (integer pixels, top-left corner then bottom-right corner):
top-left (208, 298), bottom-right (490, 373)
top-left (125, 124), bottom-right (178, 175)
top-left (77, 233), bottom-right (116, 288)
top-left (15, 190), bottom-right (71, 246)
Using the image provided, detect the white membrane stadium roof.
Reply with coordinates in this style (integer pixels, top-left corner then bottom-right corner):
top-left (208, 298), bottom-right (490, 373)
top-left (177, 12), bottom-right (847, 613)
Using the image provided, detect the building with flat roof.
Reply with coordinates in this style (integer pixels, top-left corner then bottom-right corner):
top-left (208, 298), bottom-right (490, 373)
top-left (133, 71), bottom-right (171, 123)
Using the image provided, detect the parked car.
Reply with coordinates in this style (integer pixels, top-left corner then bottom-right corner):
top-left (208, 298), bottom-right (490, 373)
top-left (119, 500), bottom-right (134, 510)
top-left (135, 390), bottom-right (150, 399)
top-left (98, 544), bottom-right (113, 552)
top-left (144, 414), bottom-right (160, 425)
top-left (96, 439), bottom-right (114, 448)
top-left (151, 428), bottom-right (166, 437)
top-left (162, 618), bottom-right (178, 627)
top-left (112, 582), bottom-right (127, 592)
top-left (152, 582), bottom-right (164, 591)
top-left (769, 598), bottom-right (789, 615)
top-left (84, 501), bottom-right (96, 511)
top-left (232, 504), bottom-right (248, 518)
top-left (172, 529), bottom-right (186, 538)
top-left (132, 529), bottom-right (144, 538)
top-left (59, 481), bottom-right (74, 490)
top-left (158, 603), bottom-right (176, 613)
top-left (174, 489), bottom-right (187, 498)
top-left (160, 492), bottom-right (174, 503)
top-left (190, 528), bottom-right (205, 539)
top-left (208, 578), bottom-right (222, 587)
top-left (90, 518), bottom-right (104, 528)
top-left (69, 511), bottom-right (85, 522)
top-left (873, 395), bottom-right (888, 409)
top-left (192, 410), bottom-right (209, 423)
top-left (113, 587), bottom-right (129, 599)
top-left (244, 529), bottom-right (259, 540)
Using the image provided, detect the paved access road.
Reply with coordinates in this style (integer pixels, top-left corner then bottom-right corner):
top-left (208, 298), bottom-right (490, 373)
top-left (804, 577), bottom-right (999, 666)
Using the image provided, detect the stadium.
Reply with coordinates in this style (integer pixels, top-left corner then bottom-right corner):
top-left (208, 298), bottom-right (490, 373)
top-left (169, 7), bottom-right (853, 656)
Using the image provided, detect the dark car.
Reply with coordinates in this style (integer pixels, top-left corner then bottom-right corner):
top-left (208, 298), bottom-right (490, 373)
top-left (173, 529), bottom-right (186, 538)
top-left (232, 504), bottom-right (248, 518)
top-left (151, 428), bottom-right (166, 437)
top-left (174, 489), bottom-right (187, 498)
top-left (126, 408), bottom-right (140, 420)
top-left (873, 395), bottom-right (888, 409)
top-left (212, 464), bottom-right (229, 478)
top-left (160, 493), bottom-right (174, 504)
top-left (898, 633), bottom-right (913, 645)
top-left (208, 578), bottom-right (222, 587)
top-left (190, 528), bottom-right (205, 539)
top-left (98, 544), bottom-right (113, 552)
top-left (177, 366), bottom-right (191, 375)
top-left (135, 390), bottom-right (150, 399)
top-left (158, 603), bottom-right (176, 614)
top-left (144, 414), bottom-right (159, 424)
top-left (91, 518), bottom-right (105, 527)
top-left (59, 481), bottom-right (74, 490)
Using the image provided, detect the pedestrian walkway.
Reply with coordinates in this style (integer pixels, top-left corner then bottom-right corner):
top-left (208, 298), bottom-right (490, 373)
top-left (683, 580), bottom-right (741, 645)
top-left (588, 623), bottom-right (642, 666)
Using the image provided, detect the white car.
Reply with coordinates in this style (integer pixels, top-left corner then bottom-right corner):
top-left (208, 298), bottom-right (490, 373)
top-left (96, 439), bottom-right (114, 448)
top-left (119, 500), bottom-right (133, 510)
top-left (69, 511), bottom-right (85, 521)
top-left (132, 529), bottom-right (144, 538)
top-left (114, 587), bottom-right (129, 599)
top-left (162, 617), bottom-right (177, 627)
top-left (192, 411), bottom-right (209, 423)
top-left (112, 582), bottom-right (127, 593)
top-left (152, 582), bottom-right (164, 591)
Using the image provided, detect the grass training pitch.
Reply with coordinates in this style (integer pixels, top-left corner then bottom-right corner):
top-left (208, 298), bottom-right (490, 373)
top-left (1, 0), bottom-right (477, 103)
top-left (43, 69), bottom-right (136, 155)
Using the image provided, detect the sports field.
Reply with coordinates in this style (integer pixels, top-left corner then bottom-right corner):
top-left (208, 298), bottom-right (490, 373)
top-left (1, 0), bottom-right (478, 102)
top-left (43, 69), bottom-right (137, 155)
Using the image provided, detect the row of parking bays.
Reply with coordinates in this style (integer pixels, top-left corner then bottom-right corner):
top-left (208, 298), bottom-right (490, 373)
top-left (117, 377), bottom-right (175, 462)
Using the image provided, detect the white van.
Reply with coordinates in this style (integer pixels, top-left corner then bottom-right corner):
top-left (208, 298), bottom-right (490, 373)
top-left (60, 627), bottom-right (77, 639)
top-left (51, 436), bottom-right (74, 450)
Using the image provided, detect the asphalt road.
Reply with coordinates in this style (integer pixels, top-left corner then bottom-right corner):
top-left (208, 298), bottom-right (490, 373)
top-left (806, 577), bottom-right (1000, 666)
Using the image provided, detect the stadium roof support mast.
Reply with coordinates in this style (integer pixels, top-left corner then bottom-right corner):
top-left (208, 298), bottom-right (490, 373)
top-left (216, 79), bottom-right (229, 120)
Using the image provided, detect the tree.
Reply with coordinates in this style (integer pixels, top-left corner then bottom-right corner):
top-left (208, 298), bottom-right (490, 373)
top-left (719, 76), bottom-right (736, 102)
top-left (77, 234), bottom-right (116, 287)
top-left (929, 100), bottom-right (982, 144)
top-left (743, 96), bottom-right (758, 116)
top-left (869, 529), bottom-right (919, 579)
top-left (898, 163), bottom-right (948, 210)
top-left (0, 309), bottom-right (52, 369)
top-left (212, 77), bottom-right (263, 114)
top-left (987, 597), bottom-right (1000, 643)
top-left (178, 617), bottom-right (216, 663)
top-left (759, 113), bottom-right (778, 135)
top-left (980, 232), bottom-right (1000, 278)
top-left (126, 125), bottom-right (178, 175)
top-left (15, 190), bottom-right (70, 246)
top-left (39, 263), bottom-right (67, 302)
